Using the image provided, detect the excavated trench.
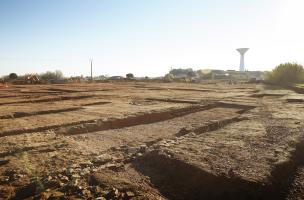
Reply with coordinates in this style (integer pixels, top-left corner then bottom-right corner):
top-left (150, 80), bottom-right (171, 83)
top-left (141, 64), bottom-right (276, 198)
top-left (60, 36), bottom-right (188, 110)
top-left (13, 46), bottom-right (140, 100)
top-left (0, 144), bottom-right (59, 158)
top-left (269, 136), bottom-right (304, 199)
top-left (47, 88), bottom-right (111, 93)
top-left (2, 84), bottom-right (303, 199)
top-left (133, 85), bottom-right (212, 92)
top-left (217, 102), bottom-right (256, 113)
top-left (0, 100), bottom-right (269, 199)
top-left (80, 101), bottom-right (111, 106)
top-left (0, 102), bottom-right (254, 137)
top-left (286, 99), bottom-right (304, 103)
top-left (0, 101), bottom-right (111, 119)
top-left (0, 95), bottom-right (96, 106)
top-left (0, 94), bottom-right (114, 106)
top-left (250, 93), bottom-right (285, 98)
top-left (0, 107), bottom-right (82, 119)
top-left (0, 95), bottom-right (32, 99)
top-left (175, 116), bottom-right (246, 137)
top-left (134, 152), bottom-right (267, 200)
top-left (0, 103), bottom-right (216, 137)
top-left (55, 103), bottom-right (220, 135)
top-left (133, 133), bottom-right (304, 200)
top-left (146, 98), bottom-right (201, 104)
top-left (55, 102), bottom-right (255, 136)
top-left (19, 91), bottom-right (61, 94)
top-left (148, 88), bottom-right (212, 92)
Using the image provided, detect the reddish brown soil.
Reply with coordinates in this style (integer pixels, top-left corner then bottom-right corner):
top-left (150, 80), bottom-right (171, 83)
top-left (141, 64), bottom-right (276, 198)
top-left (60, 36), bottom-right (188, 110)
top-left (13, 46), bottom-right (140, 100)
top-left (0, 82), bottom-right (303, 200)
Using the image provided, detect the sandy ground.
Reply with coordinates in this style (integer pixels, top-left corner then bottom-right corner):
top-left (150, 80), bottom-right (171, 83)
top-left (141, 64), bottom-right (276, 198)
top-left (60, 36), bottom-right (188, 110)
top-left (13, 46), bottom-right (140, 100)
top-left (0, 81), bottom-right (303, 200)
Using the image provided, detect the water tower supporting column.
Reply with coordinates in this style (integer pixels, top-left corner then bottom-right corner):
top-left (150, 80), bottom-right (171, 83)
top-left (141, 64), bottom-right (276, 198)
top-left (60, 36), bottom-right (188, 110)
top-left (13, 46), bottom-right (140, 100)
top-left (236, 48), bottom-right (249, 72)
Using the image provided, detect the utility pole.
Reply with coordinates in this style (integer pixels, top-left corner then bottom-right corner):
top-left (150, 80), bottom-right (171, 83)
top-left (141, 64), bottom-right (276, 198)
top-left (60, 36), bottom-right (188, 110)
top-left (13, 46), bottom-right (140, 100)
top-left (90, 59), bottom-right (93, 82)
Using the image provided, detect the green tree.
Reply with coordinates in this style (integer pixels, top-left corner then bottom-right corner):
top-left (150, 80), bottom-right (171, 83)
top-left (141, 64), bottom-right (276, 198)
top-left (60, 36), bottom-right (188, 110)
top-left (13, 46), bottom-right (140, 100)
top-left (169, 68), bottom-right (194, 77)
top-left (187, 71), bottom-right (196, 78)
top-left (267, 63), bottom-right (304, 85)
top-left (126, 73), bottom-right (134, 79)
top-left (9, 73), bottom-right (18, 80)
top-left (197, 69), bottom-right (212, 79)
top-left (40, 70), bottom-right (64, 80)
top-left (164, 73), bottom-right (174, 82)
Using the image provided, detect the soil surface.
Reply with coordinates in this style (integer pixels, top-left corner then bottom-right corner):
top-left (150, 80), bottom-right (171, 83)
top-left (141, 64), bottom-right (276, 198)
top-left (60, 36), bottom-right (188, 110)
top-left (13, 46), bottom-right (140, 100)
top-left (0, 82), bottom-right (304, 200)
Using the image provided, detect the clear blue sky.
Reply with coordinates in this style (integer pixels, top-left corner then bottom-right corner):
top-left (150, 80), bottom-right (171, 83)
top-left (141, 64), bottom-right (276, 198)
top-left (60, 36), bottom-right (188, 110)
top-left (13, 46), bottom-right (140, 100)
top-left (0, 0), bottom-right (303, 77)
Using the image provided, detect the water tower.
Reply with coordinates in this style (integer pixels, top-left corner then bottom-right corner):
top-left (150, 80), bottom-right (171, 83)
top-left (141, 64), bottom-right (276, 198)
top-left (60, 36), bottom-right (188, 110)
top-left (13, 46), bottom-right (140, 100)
top-left (236, 48), bottom-right (249, 72)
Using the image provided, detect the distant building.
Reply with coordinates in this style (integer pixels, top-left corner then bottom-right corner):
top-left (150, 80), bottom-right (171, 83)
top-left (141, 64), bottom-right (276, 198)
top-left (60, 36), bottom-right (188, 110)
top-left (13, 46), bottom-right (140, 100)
top-left (197, 69), bottom-right (265, 81)
top-left (108, 76), bottom-right (124, 80)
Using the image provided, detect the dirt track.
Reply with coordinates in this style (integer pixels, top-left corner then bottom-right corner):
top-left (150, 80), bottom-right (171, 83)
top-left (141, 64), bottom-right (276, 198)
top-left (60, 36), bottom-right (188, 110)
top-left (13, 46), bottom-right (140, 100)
top-left (0, 82), bottom-right (304, 200)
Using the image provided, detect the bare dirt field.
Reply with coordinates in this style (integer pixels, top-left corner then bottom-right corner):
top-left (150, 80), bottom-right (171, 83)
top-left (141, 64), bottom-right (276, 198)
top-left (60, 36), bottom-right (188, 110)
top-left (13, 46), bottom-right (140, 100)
top-left (0, 82), bottom-right (304, 200)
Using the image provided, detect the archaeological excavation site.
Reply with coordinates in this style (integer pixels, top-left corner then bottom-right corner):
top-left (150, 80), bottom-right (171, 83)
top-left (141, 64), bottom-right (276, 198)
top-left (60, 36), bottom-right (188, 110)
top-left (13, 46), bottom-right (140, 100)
top-left (0, 82), bottom-right (304, 200)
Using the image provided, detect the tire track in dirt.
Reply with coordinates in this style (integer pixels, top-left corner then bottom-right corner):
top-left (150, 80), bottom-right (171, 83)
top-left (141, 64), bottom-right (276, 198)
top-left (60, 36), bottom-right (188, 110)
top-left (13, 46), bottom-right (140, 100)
top-left (46, 88), bottom-right (111, 93)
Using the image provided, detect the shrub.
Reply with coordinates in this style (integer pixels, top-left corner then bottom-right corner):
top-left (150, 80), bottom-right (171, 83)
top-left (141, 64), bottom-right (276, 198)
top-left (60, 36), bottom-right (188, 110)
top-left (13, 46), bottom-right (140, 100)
top-left (267, 63), bottom-right (304, 85)
top-left (187, 71), bottom-right (196, 78)
top-left (40, 70), bottom-right (64, 81)
top-left (197, 69), bottom-right (212, 79)
top-left (169, 68), bottom-right (198, 78)
top-left (126, 73), bottom-right (134, 79)
top-left (164, 73), bottom-right (174, 82)
top-left (9, 73), bottom-right (18, 80)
